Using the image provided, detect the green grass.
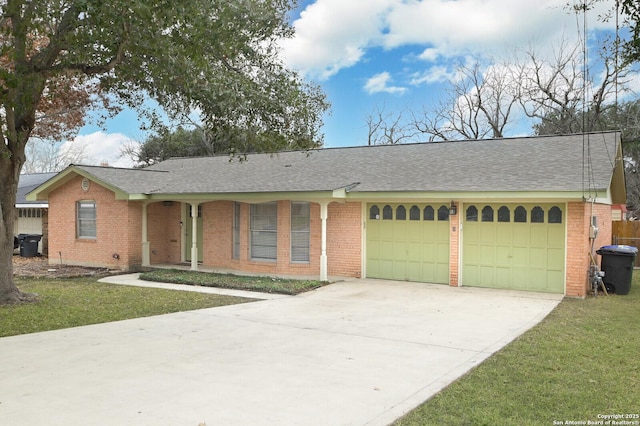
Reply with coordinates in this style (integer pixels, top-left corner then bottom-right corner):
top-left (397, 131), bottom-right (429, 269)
top-left (0, 277), bottom-right (255, 337)
top-left (394, 277), bottom-right (640, 426)
top-left (139, 269), bottom-right (325, 295)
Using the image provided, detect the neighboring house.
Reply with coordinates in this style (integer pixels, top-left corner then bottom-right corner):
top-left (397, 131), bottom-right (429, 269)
top-left (28, 132), bottom-right (625, 297)
top-left (15, 172), bottom-right (57, 255)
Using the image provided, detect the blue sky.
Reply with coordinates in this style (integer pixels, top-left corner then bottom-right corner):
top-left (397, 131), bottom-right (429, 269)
top-left (75, 0), bottom-right (627, 166)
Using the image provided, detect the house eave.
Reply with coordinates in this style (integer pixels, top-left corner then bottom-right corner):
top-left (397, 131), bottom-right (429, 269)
top-left (141, 191), bottom-right (341, 203)
top-left (26, 166), bottom-right (130, 201)
top-left (344, 191), bottom-right (594, 203)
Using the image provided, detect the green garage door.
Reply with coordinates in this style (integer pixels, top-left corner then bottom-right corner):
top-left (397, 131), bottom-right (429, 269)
top-left (367, 203), bottom-right (449, 283)
top-left (462, 203), bottom-right (565, 293)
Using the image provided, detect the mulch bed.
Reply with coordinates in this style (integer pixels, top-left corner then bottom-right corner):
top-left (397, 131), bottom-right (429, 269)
top-left (12, 255), bottom-right (117, 278)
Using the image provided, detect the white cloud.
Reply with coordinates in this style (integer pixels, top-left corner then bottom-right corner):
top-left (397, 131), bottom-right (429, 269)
top-left (364, 72), bottom-right (407, 95)
top-left (418, 47), bottom-right (440, 62)
top-left (410, 66), bottom-right (455, 86)
top-left (280, 0), bottom-right (397, 80)
top-left (62, 132), bottom-right (139, 168)
top-left (281, 0), bottom-right (618, 80)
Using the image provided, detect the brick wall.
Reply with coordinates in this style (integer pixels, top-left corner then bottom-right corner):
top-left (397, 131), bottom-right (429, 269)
top-left (194, 200), bottom-right (361, 279)
top-left (566, 201), bottom-right (612, 297)
top-left (327, 202), bottom-right (362, 277)
top-left (147, 201), bottom-right (182, 264)
top-left (48, 175), bottom-right (142, 270)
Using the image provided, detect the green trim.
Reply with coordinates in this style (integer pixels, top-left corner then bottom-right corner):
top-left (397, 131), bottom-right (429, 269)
top-left (26, 166), bottom-right (130, 201)
top-left (142, 191), bottom-right (338, 203)
top-left (345, 191), bottom-right (593, 202)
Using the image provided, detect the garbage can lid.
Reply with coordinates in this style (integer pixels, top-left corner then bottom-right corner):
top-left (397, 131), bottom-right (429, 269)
top-left (597, 245), bottom-right (639, 255)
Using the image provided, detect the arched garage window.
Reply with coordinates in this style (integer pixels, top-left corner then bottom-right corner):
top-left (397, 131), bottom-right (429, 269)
top-left (369, 205), bottom-right (380, 220)
top-left (498, 206), bottom-right (510, 222)
top-left (514, 206), bottom-right (527, 223)
top-left (482, 206), bottom-right (494, 222)
top-left (532, 206), bottom-right (545, 223)
top-left (549, 206), bottom-right (562, 223)
top-left (424, 205), bottom-right (434, 221)
top-left (396, 205), bottom-right (406, 220)
top-left (410, 205), bottom-right (420, 220)
top-left (383, 205), bottom-right (393, 220)
top-left (437, 205), bottom-right (450, 221)
top-left (466, 206), bottom-right (478, 222)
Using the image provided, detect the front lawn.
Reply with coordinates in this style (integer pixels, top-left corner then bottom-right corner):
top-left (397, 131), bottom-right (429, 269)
top-left (139, 269), bottom-right (325, 295)
top-left (394, 276), bottom-right (640, 426)
top-left (0, 277), bottom-right (255, 337)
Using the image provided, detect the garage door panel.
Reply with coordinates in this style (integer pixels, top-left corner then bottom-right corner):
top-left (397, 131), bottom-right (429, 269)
top-left (495, 267), bottom-right (511, 286)
top-left (367, 203), bottom-right (449, 284)
top-left (393, 261), bottom-right (407, 280)
top-left (547, 248), bottom-right (564, 269)
top-left (436, 244), bottom-right (449, 263)
top-left (495, 246), bottom-right (511, 267)
top-left (512, 247), bottom-right (528, 266)
top-left (530, 226), bottom-right (547, 247)
top-left (480, 266), bottom-right (494, 283)
top-left (436, 222), bottom-right (450, 242)
top-left (407, 262), bottom-right (422, 281)
top-left (478, 245), bottom-right (495, 265)
top-left (407, 223), bottom-right (421, 241)
top-left (548, 227), bottom-right (564, 246)
top-left (407, 242), bottom-right (421, 260)
top-left (381, 241), bottom-right (394, 258)
top-left (463, 203), bottom-right (565, 293)
top-left (480, 225), bottom-right (496, 243)
top-left (513, 225), bottom-right (529, 241)
top-left (422, 242), bottom-right (436, 259)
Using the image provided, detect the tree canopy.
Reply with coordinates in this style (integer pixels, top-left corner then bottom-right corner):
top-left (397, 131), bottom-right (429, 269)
top-left (0, 0), bottom-right (328, 304)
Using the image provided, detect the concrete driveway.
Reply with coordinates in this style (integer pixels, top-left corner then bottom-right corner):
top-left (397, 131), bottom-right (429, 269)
top-left (0, 279), bottom-right (561, 426)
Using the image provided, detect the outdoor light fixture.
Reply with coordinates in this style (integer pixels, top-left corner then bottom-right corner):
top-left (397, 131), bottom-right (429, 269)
top-left (449, 201), bottom-right (457, 216)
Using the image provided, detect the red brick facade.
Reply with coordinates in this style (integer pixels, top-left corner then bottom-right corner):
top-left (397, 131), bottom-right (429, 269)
top-left (115, 198), bottom-right (362, 278)
top-left (48, 175), bottom-right (142, 269)
top-left (47, 175), bottom-right (612, 296)
top-left (565, 201), bottom-right (612, 297)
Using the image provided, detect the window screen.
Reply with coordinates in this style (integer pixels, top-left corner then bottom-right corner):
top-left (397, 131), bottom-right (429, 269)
top-left (250, 202), bottom-right (277, 261)
top-left (291, 202), bottom-right (310, 262)
top-left (77, 201), bottom-right (96, 238)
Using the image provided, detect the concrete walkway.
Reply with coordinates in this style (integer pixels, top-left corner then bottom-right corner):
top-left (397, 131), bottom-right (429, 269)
top-left (0, 278), bottom-right (562, 426)
top-left (99, 273), bottom-right (292, 300)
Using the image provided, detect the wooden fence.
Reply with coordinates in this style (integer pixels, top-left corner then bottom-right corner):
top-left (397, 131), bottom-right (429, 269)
top-left (612, 221), bottom-right (640, 267)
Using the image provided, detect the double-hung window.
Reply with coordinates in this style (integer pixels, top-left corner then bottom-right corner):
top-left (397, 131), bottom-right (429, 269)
top-left (250, 202), bottom-right (277, 261)
top-left (290, 202), bottom-right (310, 263)
top-left (77, 201), bottom-right (97, 239)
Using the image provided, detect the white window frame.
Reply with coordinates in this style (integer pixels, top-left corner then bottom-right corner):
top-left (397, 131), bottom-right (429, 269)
top-left (250, 202), bottom-right (277, 261)
top-left (77, 200), bottom-right (97, 239)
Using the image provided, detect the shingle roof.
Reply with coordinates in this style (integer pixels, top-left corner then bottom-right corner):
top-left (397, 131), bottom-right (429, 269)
top-left (62, 132), bottom-right (621, 197)
top-left (17, 173), bottom-right (57, 204)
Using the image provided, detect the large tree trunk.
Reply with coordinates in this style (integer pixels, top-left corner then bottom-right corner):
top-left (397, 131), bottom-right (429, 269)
top-left (0, 155), bottom-right (36, 304)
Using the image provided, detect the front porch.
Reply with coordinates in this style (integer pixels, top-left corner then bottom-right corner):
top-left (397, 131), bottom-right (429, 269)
top-left (140, 200), bottom-right (362, 282)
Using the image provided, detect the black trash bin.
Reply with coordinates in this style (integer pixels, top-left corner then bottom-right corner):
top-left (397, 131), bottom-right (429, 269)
top-left (18, 234), bottom-right (42, 258)
top-left (596, 245), bottom-right (638, 295)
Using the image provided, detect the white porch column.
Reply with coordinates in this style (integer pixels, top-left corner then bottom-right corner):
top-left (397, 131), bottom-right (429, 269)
top-left (141, 202), bottom-right (150, 267)
top-left (190, 203), bottom-right (199, 271)
top-left (320, 202), bottom-right (328, 282)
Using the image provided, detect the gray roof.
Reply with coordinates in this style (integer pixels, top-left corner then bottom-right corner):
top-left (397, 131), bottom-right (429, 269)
top-left (54, 132), bottom-right (622, 197)
top-left (17, 173), bottom-right (57, 204)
